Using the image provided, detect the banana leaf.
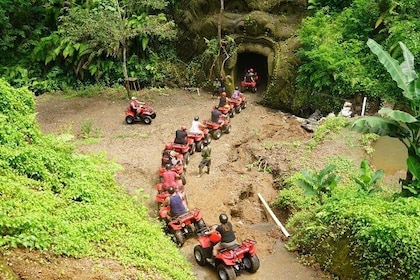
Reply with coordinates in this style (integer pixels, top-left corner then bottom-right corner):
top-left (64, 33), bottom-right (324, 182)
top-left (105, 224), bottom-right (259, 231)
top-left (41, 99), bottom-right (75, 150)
top-left (350, 116), bottom-right (411, 138)
top-left (367, 39), bottom-right (415, 100)
top-left (378, 108), bottom-right (418, 123)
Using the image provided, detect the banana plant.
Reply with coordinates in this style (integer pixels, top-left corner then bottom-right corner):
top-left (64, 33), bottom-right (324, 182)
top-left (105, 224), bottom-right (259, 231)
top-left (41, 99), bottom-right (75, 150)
top-left (354, 159), bottom-right (384, 194)
top-left (295, 164), bottom-right (341, 204)
top-left (350, 39), bottom-right (420, 196)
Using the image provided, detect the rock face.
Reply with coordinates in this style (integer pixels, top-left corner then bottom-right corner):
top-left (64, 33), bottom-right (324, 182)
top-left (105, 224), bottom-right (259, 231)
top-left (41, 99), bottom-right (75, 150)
top-left (174, 0), bottom-right (308, 114)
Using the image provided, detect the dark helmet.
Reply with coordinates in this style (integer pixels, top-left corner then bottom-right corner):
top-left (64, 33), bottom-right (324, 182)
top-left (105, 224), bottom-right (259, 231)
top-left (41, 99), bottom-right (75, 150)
top-left (165, 163), bottom-right (172, 170)
top-left (214, 105), bottom-right (219, 109)
top-left (221, 91), bottom-right (226, 97)
top-left (235, 86), bottom-right (239, 90)
top-left (219, 213), bottom-right (228, 224)
top-left (168, 186), bottom-right (175, 194)
top-left (194, 116), bottom-right (199, 121)
top-left (181, 125), bottom-right (187, 131)
top-left (203, 140), bottom-right (209, 146)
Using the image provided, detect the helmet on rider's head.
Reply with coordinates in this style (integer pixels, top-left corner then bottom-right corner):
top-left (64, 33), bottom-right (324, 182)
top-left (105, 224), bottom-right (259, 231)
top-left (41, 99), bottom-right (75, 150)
top-left (249, 68), bottom-right (254, 73)
top-left (219, 213), bottom-right (228, 224)
top-left (203, 140), bottom-right (209, 146)
top-left (181, 125), bottom-right (187, 131)
top-left (168, 186), bottom-right (175, 194)
top-left (235, 86), bottom-right (239, 90)
top-left (165, 163), bottom-right (172, 170)
top-left (131, 96), bottom-right (137, 100)
top-left (194, 116), bottom-right (199, 121)
top-left (221, 92), bottom-right (226, 97)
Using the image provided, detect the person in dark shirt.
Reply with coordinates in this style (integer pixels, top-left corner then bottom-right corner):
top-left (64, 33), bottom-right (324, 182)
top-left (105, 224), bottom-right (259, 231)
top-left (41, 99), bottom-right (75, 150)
top-left (211, 106), bottom-right (226, 124)
top-left (218, 91), bottom-right (230, 108)
top-left (206, 213), bottom-right (237, 257)
top-left (162, 186), bottom-right (187, 218)
top-left (174, 126), bottom-right (188, 145)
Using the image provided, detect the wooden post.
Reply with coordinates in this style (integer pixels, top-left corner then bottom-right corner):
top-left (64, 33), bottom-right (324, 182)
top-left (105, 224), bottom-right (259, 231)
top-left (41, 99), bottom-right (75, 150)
top-left (258, 193), bottom-right (291, 238)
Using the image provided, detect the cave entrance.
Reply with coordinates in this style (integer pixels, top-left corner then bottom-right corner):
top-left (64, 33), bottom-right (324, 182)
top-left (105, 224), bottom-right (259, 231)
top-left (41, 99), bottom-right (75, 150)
top-left (235, 52), bottom-right (268, 91)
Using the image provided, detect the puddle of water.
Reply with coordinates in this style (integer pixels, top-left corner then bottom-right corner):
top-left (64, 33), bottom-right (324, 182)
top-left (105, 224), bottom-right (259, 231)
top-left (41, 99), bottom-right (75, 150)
top-left (372, 136), bottom-right (407, 175)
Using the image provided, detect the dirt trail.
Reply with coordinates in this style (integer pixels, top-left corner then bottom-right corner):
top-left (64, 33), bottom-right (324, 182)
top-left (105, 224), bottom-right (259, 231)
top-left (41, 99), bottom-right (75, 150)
top-left (6, 89), bottom-right (331, 279)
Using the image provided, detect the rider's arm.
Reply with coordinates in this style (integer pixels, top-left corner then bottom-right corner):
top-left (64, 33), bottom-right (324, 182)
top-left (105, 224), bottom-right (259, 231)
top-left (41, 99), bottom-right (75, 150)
top-left (162, 196), bottom-right (170, 207)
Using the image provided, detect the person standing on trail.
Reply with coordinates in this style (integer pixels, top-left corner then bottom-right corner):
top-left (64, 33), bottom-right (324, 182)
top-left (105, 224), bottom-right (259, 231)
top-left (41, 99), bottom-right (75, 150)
top-left (197, 140), bottom-right (211, 177)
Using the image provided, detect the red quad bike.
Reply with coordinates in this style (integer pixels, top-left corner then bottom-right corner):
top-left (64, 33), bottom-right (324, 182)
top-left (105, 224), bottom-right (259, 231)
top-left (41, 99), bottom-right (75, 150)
top-left (169, 141), bottom-right (194, 164)
top-left (218, 103), bottom-right (236, 118)
top-left (203, 116), bottom-right (231, 140)
top-left (194, 226), bottom-right (260, 280)
top-left (125, 104), bottom-right (157, 125)
top-left (240, 74), bottom-right (258, 93)
top-left (228, 95), bottom-right (247, 114)
top-left (159, 207), bottom-right (207, 247)
top-left (187, 128), bottom-right (212, 152)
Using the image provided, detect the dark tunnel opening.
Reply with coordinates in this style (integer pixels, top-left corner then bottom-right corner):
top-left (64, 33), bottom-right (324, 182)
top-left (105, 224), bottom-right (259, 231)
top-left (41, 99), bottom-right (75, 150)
top-left (235, 52), bottom-right (268, 92)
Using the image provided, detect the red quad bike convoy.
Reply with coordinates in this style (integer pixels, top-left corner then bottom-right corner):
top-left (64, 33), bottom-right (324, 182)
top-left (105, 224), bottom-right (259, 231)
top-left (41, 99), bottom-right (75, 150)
top-left (194, 226), bottom-right (260, 280)
top-left (125, 103), bottom-right (157, 124)
top-left (136, 83), bottom-right (260, 278)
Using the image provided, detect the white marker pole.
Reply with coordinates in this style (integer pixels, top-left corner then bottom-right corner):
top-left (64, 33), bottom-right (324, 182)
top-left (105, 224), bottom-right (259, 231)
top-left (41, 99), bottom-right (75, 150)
top-left (258, 193), bottom-right (291, 238)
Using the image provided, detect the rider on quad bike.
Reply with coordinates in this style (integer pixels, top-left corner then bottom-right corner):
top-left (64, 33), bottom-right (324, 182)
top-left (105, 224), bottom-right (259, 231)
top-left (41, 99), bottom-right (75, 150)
top-left (231, 87), bottom-right (242, 101)
top-left (211, 106), bottom-right (227, 124)
top-left (129, 96), bottom-right (143, 117)
top-left (161, 186), bottom-right (187, 219)
top-left (206, 214), bottom-right (237, 258)
top-left (174, 126), bottom-right (188, 145)
top-left (189, 116), bottom-right (205, 137)
top-left (162, 164), bottom-right (181, 189)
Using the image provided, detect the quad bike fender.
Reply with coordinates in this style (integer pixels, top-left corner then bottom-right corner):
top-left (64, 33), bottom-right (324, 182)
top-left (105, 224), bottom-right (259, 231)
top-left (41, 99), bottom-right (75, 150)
top-left (125, 108), bottom-right (136, 117)
top-left (159, 206), bottom-right (170, 219)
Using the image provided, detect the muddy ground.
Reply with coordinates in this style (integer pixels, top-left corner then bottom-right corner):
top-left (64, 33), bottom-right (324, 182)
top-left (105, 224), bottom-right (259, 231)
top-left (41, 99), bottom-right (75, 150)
top-left (3, 88), bottom-right (369, 279)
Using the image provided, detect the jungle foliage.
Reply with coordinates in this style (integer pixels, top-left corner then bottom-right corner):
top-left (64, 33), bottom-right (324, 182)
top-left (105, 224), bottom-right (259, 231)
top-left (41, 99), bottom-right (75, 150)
top-left (0, 78), bottom-right (194, 280)
top-left (273, 118), bottom-right (420, 279)
top-left (0, 0), bottom-right (185, 94)
top-left (296, 0), bottom-right (420, 113)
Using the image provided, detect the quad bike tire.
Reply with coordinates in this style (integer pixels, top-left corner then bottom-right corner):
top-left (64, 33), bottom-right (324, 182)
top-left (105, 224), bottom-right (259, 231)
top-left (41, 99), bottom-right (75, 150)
top-left (217, 264), bottom-right (236, 280)
top-left (183, 152), bottom-right (190, 165)
top-left (194, 245), bottom-right (207, 266)
top-left (212, 129), bottom-right (222, 140)
top-left (243, 255), bottom-right (260, 273)
top-left (223, 124), bottom-right (232, 134)
top-left (195, 219), bottom-right (206, 231)
top-left (142, 116), bottom-right (152, 125)
top-left (126, 116), bottom-right (135, 124)
top-left (241, 101), bottom-right (247, 109)
top-left (235, 106), bottom-right (242, 114)
top-left (189, 143), bottom-right (196, 155)
top-left (229, 109), bottom-right (235, 118)
top-left (204, 134), bottom-right (212, 145)
top-left (196, 140), bottom-right (204, 152)
top-left (174, 230), bottom-right (185, 247)
top-left (180, 173), bottom-right (187, 185)
top-left (252, 87), bottom-right (257, 93)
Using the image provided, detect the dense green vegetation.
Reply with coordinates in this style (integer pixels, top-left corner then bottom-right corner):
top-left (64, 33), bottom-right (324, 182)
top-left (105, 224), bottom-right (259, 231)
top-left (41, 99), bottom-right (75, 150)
top-left (274, 117), bottom-right (420, 279)
top-left (0, 78), bottom-right (194, 279)
top-left (296, 0), bottom-right (419, 113)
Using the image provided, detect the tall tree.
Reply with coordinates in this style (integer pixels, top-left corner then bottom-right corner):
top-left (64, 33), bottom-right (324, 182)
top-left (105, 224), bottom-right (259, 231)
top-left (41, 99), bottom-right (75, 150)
top-left (58, 0), bottom-right (176, 81)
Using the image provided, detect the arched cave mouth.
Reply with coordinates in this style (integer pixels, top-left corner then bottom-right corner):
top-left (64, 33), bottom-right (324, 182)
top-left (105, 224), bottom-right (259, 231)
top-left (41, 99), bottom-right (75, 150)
top-left (235, 52), bottom-right (268, 91)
